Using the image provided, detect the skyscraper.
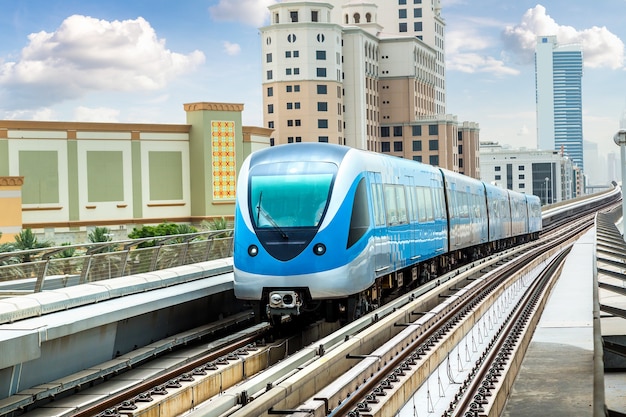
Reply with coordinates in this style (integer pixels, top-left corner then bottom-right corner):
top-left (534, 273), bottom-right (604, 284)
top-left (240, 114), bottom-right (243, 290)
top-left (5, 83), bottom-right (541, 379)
top-left (535, 35), bottom-right (584, 171)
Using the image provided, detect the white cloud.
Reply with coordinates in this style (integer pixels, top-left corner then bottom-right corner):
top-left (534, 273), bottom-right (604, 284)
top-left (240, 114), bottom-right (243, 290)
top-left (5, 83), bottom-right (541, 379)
top-left (74, 106), bottom-right (120, 122)
top-left (223, 41), bottom-right (241, 56)
top-left (0, 15), bottom-right (205, 109)
top-left (447, 28), bottom-right (519, 76)
top-left (517, 124), bottom-right (530, 136)
top-left (502, 5), bottom-right (625, 69)
top-left (209, 0), bottom-right (277, 27)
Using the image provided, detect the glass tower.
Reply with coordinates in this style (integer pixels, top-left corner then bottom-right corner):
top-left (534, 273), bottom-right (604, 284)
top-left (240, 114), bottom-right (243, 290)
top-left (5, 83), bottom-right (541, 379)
top-left (535, 36), bottom-right (584, 171)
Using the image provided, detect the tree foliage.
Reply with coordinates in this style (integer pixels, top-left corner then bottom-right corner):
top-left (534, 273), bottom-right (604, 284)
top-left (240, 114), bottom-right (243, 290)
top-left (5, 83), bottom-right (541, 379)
top-left (13, 228), bottom-right (53, 262)
top-left (128, 222), bottom-right (198, 248)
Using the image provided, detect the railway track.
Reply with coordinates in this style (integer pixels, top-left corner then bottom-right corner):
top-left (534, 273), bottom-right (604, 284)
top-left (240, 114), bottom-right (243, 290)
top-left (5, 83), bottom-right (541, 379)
top-left (16, 194), bottom-right (616, 417)
top-left (66, 205), bottom-right (598, 417)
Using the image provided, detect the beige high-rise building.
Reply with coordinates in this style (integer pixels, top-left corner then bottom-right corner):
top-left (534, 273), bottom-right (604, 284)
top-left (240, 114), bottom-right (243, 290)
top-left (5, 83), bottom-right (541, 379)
top-left (260, 0), bottom-right (480, 177)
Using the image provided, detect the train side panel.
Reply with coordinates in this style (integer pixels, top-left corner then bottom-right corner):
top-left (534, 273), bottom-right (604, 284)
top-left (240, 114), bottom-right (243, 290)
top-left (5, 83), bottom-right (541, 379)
top-left (441, 170), bottom-right (488, 251)
top-left (484, 183), bottom-right (512, 242)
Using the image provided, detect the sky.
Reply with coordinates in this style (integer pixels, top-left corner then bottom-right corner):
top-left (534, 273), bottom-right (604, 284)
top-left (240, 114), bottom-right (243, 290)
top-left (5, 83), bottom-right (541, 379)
top-left (1, 0), bottom-right (625, 173)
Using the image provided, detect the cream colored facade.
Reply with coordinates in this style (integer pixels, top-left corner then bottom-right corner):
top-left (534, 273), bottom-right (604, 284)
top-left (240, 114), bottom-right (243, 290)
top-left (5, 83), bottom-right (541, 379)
top-left (0, 103), bottom-right (272, 241)
top-left (260, 1), bottom-right (480, 177)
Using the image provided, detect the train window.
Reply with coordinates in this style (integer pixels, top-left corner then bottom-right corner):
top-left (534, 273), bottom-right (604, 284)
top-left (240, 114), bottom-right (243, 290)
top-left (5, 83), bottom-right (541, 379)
top-left (432, 187), bottom-right (444, 219)
top-left (384, 185), bottom-right (407, 225)
top-left (415, 187), bottom-right (427, 222)
top-left (423, 187), bottom-right (434, 220)
top-left (458, 191), bottom-right (469, 218)
top-left (406, 186), bottom-right (418, 221)
top-left (371, 183), bottom-right (385, 226)
top-left (249, 161), bottom-right (336, 229)
top-left (347, 178), bottom-right (370, 248)
top-left (431, 188), bottom-right (439, 219)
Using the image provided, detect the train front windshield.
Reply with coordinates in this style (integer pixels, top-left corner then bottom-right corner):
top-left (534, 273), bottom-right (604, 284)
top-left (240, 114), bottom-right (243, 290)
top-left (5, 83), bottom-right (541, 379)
top-left (249, 162), bottom-right (336, 229)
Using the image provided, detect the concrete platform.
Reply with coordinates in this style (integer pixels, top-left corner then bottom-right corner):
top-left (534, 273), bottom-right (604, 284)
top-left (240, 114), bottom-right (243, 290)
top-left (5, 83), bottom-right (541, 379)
top-left (502, 229), bottom-right (601, 417)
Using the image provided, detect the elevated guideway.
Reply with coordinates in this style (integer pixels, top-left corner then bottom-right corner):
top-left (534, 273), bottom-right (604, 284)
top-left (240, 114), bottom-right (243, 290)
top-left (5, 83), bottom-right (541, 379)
top-left (0, 186), bottom-right (623, 416)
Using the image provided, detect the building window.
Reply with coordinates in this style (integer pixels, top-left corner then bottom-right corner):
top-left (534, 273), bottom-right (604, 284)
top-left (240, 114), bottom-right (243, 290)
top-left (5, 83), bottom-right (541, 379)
top-left (318, 119), bottom-right (328, 128)
top-left (286, 51), bottom-right (291, 58)
top-left (399, 9), bottom-right (407, 18)
top-left (317, 67), bottom-right (327, 77)
top-left (294, 68), bottom-right (300, 75)
top-left (317, 84), bottom-right (327, 94)
top-left (519, 165), bottom-right (525, 170)
top-left (394, 141), bottom-right (403, 152)
top-left (412, 140), bottom-right (422, 151)
top-left (287, 103), bottom-right (293, 109)
top-left (399, 22), bottom-right (407, 32)
top-left (286, 68), bottom-right (292, 75)
top-left (413, 155), bottom-right (422, 162)
top-left (317, 102), bottom-right (328, 111)
top-left (295, 102), bottom-right (301, 109)
top-left (458, 145), bottom-right (463, 154)
top-left (318, 136), bottom-right (328, 142)
top-left (399, 0), bottom-right (406, 4)
top-left (287, 33), bottom-right (297, 43)
top-left (270, 138), bottom-right (275, 146)
top-left (296, 136), bottom-right (302, 142)
top-left (268, 121), bottom-right (274, 128)
top-left (293, 50), bottom-right (299, 57)
top-left (268, 104), bottom-right (274, 114)
top-left (495, 166), bottom-right (501, 171)
top-left (428, 124), bottom-right (438, 135)
top-left (414, 22), bottom-right (422, 31)
top-left (288, 137), bottom-right (294, 143)
top-left (290, 11), bottom-right (298, 22)
top-left (316, 50), bottom-right (326, 60)
top-left (459, 159), bottom-right (464, 168)
top-left (286, 85), bottom-right (292, 92)
top-left (519, 184), bottom-right (525, 189)
top-left (412, 125), bottom-right (422, 136)
top-left (266, 53), bottom-right (272, 63)
top-left (294, 85), bottom-right (300, 92)
top-left (295, 120), bottom-right (301, 126)
top-left (495, 175), bottom-right (501, 180)
top-left (428, 139), bottom-right (438, 151)
top-left (311, 10), bottom-right (319, 22)
top-left (429, 155), bottom-right (439, 166)
top-left (287, 120), bottom-right (293, 127)
top-left (413, 8), bottom-right (422, 17)
top-left (393, 126), bottom-right (403, 137)
top-left (267, 87), bottom-right (273, 97)
top-left (414, 0), bottom-right (421, 3)
top-left (381, 142), bottom-right (390, 152)
top-left (519, 174), bottom-right (525, 180)
top-left (381, 126), bottom-right (390, 137)
top-left (267, 70), bottom-right (273, 80)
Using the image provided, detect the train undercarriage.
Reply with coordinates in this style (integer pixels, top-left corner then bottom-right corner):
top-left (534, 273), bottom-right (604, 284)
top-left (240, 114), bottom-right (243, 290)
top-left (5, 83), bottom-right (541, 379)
top-left (252, 233), bottom-right (539, 325)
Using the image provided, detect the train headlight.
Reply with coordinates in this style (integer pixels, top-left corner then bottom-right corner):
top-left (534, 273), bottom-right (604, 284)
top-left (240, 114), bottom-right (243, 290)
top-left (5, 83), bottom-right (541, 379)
top-left (313, 243), bottom-right (326, 256)
top-left (248, 245), bottom-right (258, 257)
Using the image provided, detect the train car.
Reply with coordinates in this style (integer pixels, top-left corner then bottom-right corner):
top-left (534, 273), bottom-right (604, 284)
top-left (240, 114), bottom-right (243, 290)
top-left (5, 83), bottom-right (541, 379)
top-left (233, 143), bottom-right (541, 322)
top-left (440, 170), bottom-right (488, 262)
top-left (525, 194), bottom-right (542, 237)
top-left (484, 182), bottom-right (513, 250)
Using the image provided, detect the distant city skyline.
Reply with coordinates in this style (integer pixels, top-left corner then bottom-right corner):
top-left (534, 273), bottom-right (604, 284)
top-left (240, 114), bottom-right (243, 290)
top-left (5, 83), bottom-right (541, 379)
top-left (0, 1), bottom-right (624, 177)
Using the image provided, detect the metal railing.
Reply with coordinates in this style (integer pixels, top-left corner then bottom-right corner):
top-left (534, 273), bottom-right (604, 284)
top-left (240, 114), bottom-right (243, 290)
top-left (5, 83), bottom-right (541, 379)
top-left (0, 230), bottom-right (234, 295)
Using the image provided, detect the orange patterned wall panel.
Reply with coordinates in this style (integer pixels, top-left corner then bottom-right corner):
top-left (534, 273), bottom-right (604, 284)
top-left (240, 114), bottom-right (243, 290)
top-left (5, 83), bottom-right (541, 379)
top-left (211, 121), bottom-right (236, 201)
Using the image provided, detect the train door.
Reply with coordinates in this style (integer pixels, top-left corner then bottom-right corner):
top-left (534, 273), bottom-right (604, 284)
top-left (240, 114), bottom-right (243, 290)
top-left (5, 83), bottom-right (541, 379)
top-left (368, 172), bottom-right (389, 276)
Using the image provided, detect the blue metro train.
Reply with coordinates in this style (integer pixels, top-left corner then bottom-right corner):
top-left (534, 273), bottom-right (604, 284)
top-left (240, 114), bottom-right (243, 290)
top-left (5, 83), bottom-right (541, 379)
top-left (233, 143), bottom-right (542, 322)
